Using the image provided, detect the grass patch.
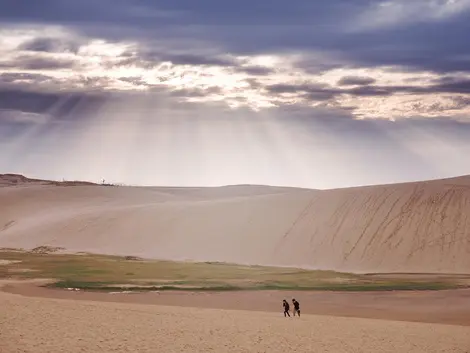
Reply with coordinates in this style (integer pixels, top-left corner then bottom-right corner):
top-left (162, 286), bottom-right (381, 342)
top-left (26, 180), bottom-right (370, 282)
top-left (48, 280), bottom-right (240, 292)
top-left (46, 280), bottom-right (461, 292)
top-left (1, 248), bottom-right (468, 292)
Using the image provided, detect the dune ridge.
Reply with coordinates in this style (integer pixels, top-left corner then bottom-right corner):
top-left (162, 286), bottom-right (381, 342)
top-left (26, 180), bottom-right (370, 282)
top-left (1, 174), bottom-right (470, 273)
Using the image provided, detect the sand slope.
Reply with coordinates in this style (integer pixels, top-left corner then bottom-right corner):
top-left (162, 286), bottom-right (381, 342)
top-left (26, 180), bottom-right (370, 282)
top-left (1, 174), bottom-right (470, 273)
top-left (1, 289), bottom-right (469, 353)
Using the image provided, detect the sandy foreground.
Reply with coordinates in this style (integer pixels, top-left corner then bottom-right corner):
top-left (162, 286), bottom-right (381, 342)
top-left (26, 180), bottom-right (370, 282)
top-left (5, 280), bottom-right (470, 326)
top-left (2, 288), bottom-right (470, 353)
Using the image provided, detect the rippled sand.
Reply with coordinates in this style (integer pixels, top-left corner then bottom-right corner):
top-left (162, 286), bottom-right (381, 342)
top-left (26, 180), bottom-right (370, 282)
top-left (2, 289), bottom-right (469, 353)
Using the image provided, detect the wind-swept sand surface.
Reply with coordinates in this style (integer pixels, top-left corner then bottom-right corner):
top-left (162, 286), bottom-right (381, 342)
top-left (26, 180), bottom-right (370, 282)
top-left (1, 174), bottom-right (470, 273)
top-left (2, 288), bottom-right (470, 353)
top-left (4, 280), bottom-right (470, 326)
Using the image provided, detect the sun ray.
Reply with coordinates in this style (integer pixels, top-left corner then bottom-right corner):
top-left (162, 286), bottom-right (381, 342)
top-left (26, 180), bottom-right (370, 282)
top-left (1, 93), bottom-right (88, 170)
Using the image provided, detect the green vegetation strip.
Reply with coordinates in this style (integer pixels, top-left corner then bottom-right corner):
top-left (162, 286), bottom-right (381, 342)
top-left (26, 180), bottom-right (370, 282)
top-left (47, 280), bottom-right (459, 292)
top-left (1, 248), bottom-right (468, 292)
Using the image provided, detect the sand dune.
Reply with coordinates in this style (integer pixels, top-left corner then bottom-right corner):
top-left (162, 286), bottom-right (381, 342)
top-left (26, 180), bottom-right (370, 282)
top-left (1, 174), bottom-right (470, 273)
top-left (1, 288), bottom-right (470, 353)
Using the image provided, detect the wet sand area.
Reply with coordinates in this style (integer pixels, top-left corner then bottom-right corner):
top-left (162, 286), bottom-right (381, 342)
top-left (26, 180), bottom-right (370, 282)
top-left (3, 280), bottom-right (470, 327)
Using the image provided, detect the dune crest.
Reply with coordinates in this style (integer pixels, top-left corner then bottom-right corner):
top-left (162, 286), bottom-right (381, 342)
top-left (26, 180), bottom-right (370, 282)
top-left (1, 174), bottom-right (470, 273)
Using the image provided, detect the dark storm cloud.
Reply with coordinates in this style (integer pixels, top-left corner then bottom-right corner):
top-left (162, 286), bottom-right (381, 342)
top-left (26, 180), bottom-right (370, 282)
top-left (2, 0), bottom-right (470, 112)
top-left (0, 89), bottom-right (106, 117)
top-left (3, 85), bottom-right (470, 130)
top-left (0, 89), bottom-right (59, 114)
top-left (0, 0), bottom-right (153, 25)
top-left (153, 53), bottom-right (236, 67)
top-left (0, 55), bottom-right (77, 70)
top-left (369, 79), bottom-right (470, 95)
top-left (18, 37), bottom-right (82, 53)
top-left (0, 71), bottom-right (128, 97)
top-left (2, 0), bottom-right (469, 75)
top-left (110, 50), bottom-right (240, 71)
top-left (267, 83), bottom-right (344, 101)
top-left (346, 85), bottom-right (391, 97)
top-left (0, 0), bottom-right (469, 79)
top-left (236, 66), bottom-right (274, 76)
top-left (429, 79), bottom-right (470, 94)
top-left (267, 83), bottom-right (344, 102)
top-left (337, 76), bottom-right (376, 86)
top-left (118, 76), bottom-right (151, 87)
top-left (0, 72), bottom-right (54, 84)
top-left (109, 48), bottom-right (273, 78)
top-left (267, 79), bottom-right (470, 102)
top-left (109, 57), bottom-right (157, 70)
top-left (349, 16), bottom-right (470, 74)
top-left (267, 83), bottom-right (323, 94)
top-left (0, 0), bottom-right (363, 26)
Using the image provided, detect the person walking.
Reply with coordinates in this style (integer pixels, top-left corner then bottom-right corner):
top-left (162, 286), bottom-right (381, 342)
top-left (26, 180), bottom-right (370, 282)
top-left (282, 299), bottom-right (291, 317)
top-left (292, 298), bottom-right (300, 317)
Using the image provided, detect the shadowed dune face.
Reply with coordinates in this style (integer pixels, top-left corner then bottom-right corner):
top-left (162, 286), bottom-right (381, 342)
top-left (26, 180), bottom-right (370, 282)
top-left (1, 174), bottom-right (470, 273)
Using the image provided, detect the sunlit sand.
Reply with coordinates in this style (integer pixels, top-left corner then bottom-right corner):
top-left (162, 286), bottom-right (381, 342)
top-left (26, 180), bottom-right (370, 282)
top-left (2, 174), bottom-right (470, 352)
top-left (2, 285), bottom-right (470, 353)
top-left (1, 173), bottom-right (470, 273)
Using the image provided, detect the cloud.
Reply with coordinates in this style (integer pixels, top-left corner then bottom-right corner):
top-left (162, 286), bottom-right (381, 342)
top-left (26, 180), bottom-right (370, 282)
top-left (0, 88), bottom-right (106, 118)
top-left (0, 0), bottom-right (355, 26)
top-left (269, 79), bottom-right (470, 98)
top-left (118, 76), bottom-right (152, 87)
top-left (1, 3), bottom-right (469, 77)
top-left (0, 88), bottom-right (63, 116)
top-left (169, 86), bottom-right (222, 98)
top-left (351, 0), bottom-right (470, 31)
top-left (18, 37), bottom-right (82, 53)
top-left (1, 2), bottom-right (470, 121)
top-left (2, 1), bottom-right (470, 189)
top-left (3, 83), bottom-right (469, 128)
top-left (152, 53), bottom-right (237, 67)
top-left (452, 96), bottom-right (470, 108)
top-left (337, 76), bottom-right (376, 86)
top-left (0, 55), bottom-right (77, 70)
top-left (1, 1), bottom-right (469, 74)
top-left (0, 0), bottom-right (180, 26)
top-left (236, 66), bottom-right (274, 76)
top-left (0, 72), bottom-right (56, 85)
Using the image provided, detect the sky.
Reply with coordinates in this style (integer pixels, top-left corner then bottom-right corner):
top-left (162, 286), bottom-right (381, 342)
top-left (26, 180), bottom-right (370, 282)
top-left (1, 0), bottom-right (470, 189)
